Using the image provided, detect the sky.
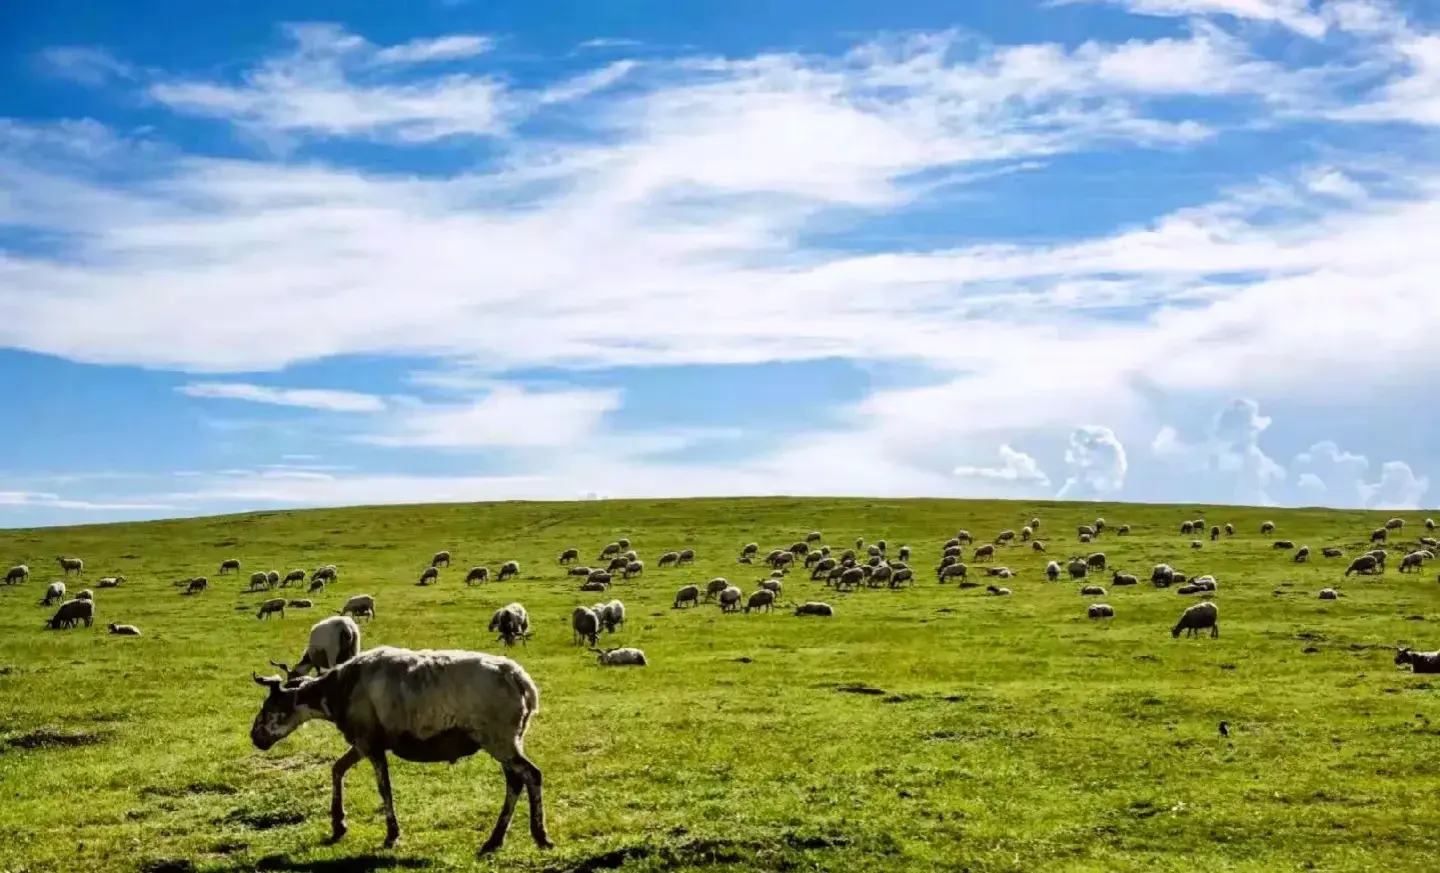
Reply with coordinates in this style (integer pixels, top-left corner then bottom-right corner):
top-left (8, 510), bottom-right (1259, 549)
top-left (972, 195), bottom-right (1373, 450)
top-left (2, 0), bottom-right (1439, 527)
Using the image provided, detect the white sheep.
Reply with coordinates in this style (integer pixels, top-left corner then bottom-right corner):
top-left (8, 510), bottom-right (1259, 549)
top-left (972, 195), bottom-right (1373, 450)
top-left (1080, 584), bottom-right (1106, 596)
top-left (108, 623), bottom-right (141, 635)
top-left (1045, 561), bottom-right (1061, 581)
top-left (793, 601), bottom-right (833, 617)
top-left (719, 585), bottom-right (743, 613)
top-left (498, 561), bottom-right (521, 582)
top-left (488, 603), bottom-right (529, 647)
top-left (1318, 588), bottom-right (1339, 600)
top-left (258, 597), bottom-right (287, 620)
top-left (5, 564), bottom-right (29, 585)
top-left (704, 577), bottom-right (730, 601)
top-left (218, 558), bottom-right (240, 575)
top-left (272, 616), bottom-right (362, 680)
top-left (1400, 552), bottom-right (1426, 573)
top-left (599, 600), bottom-right (625, 632)
top-left (674, 585), bottom-right (700, 608)
top-left (985, 585), bottom-right (1011, 596)
top-left (745, 589), bottom-right (776, 613)
top-left (594, 647), bottom-right (647, 666)
top-left (1172, 601), bottom-right (1219, 638)
top-left (1087, 604), bottom-right (1114, 619)
top-left (42, 581), bottom-right (66, 606)
top-left (571, 607), bottom-right (601, 646)
top-left (340, 594), bottom-right (376, 620)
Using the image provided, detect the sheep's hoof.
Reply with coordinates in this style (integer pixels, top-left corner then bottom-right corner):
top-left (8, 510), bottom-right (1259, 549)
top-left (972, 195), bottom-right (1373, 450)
top-left (478, 839), bottom-right (505, 856)
top-left (383, 832), bottom-right (400, 849)
top-left (326, 824), bottom-right (347, 844)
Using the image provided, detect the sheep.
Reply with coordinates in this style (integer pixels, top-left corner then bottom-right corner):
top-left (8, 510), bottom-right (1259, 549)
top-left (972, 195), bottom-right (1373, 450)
top-left (56, 556), bottom-right (85, 576)
top-left (579, 579), bottom-right (608, 593)
top-left (898, 545), bottom-right (911, 562)
top-left (995, 530), bottom-right (1016, 545)
top-left (942, 545), bottom-right (963, 560)
top-left (47, 598), bottom-right (94, 629)
top-left (957, 530), bottom-right (976, 544)
top-left (1176, 583), bottom-right (1201, 595)
top-left (1429, 519), bottom-right (1437, 532)
top-left (1111, 571), bottom-right (1138, 587)
top-left (1422, 537), bottom-right (1439, 549)
top-left (759, 578), bottom-right (783, 597)
top-left (938, 563), bottom-right (968, 584)
top-left (288, 599), bottom-right (314, 609)
top-left (772, 552), bottom-right (795, 570)
top-left (1080, 533), bottom-right (1094, 544)
top-left (1067, 559), bottom-right (1088, 580)
top-left (1117, 525), bottom-right (1131, 536)
top-left (5, 564), bottom-right (29, 585)
top-left (1191, 574), bottom-right (1217, 591)
top-left (832, 566), bottom-right (863, 590)
top-left (1318, 588), bottom-right (1339, 600)
top-left (820, 546), bottom-right (831, 556)
top-left (97, 575), bottom-right (125, 589)
top-left (1261, 521), bottom-right (1275, 534)
top-left (673, 585), bottom-right (700, 608)
top-left (867, 545), bottom-right (883, 558)
top-left (341, 594), bottom-right (377, 620)
top-left (1151, 564), bottom-right (1175, 586)
top-left (571, 607), bottom-right (601, 646)
top-left (1077, 525), bottom-right (1096, 540)
top-left (594, 647), bottom-right (647, 666)
top-left (1225, 523), bottom-right (1234, 535)
top-left (1371, 528), bottom-right (1388, 544)
top-left (622, 560), bottom-right (644, 579)
top-left (218, 558), bottom-right (240, 575)
top-left (1032, 540), bottom-right (1046, 552)
top-left (309, 579), bottom-right (326, 595)
top-left (186, 577), bottom-right (209, 594)
top-left (1293, 546), bottom-right (1311, 563)
top-left (1323, 547), bottom-right (1344, 558)
top-left (1045, 561), bottom-right (1061, 581)
top-left (811, 558), bottom-right (837, 579)
top-left (270, 616), bottom-right (362, 681)
top-left (1087, 604), bottom-right (1114, 619)
top-left (75, 589), bottom-right (93, 601)
top-left (973, 544), bottom-right (996, 562)
top-left (1394, 647), bottom-right (1440, 673)
top-left (793, 601), bottom-right (833, 617)
top-left (804, 551), bottom-right (823, 569)
top-left (1020, 526), bottom-right (1033, 542)
top-left (657, 551), bottom-right (679, 568)
top-left (876, 539), bottom-right (889, 553)
top-left (745, 589), bottom-right (776, 613)
top-left (1191, 540), bottom-right (1203, 549)
top-left (495, 561), bottom-right (520, 582)
top-left (790, 542), bottom-right (811, 559)
top-left (1181, 522), bottom-right (1194, 535)
top-left (1087, 552), bottom-right (1107, 570)
top-left (466, 567), bottom-right (491, 585)
top-left (1272, 540), bottom-right (1294, 550)
top-left (312, 565), bottom-right (338, 583)
top-left (42, 581), bottom-right (66, 606)
top-left (677, 548), bottom-right (696, 565)
top-left (1367, 548), bottom-right (1389, 563)
top-left (249, 571), bottom-right (272, 592)
top-left (488, 603), bottom-right (529, 646)
top-left (1172, 601), bottom-right (1219, 638)
top-left (891, 568), bottom-right (914, 587)
top-left (282, 569), bottom-right (306, 588)
top-left (704, 578), bottom-right (730, 600)
top-left (425, 551), bottom-right (450, 570)
top-left (418, 567), bottom-right (440, 586)
top-left (869, 565), bottom-right (893, 587)
top-left (600, 542), bottom-right (621, 560)
top-left (1401, 552), bottom-right (1427, 573)
top-left (248, 645), bottom-right (551, 854)
top-left (108, 623), bottom-right (141, 636)
top-left (617, 538), bottom-right (631, 550)
top-left (1386, 517), bottom-right (1406, 531)
top-left (606, 556), bottom-right (629, 572)
top-left (992, 567), bottom-right (1015, 579)
top-left (719, 585), bottom-right (743, 613)
top-left (567, 566), bottom-right (592, 577)
top-left (1028, 518), bottom-right (1041, 531)
top-left (741, 543), bottom-right (759, 557)
top-left (801, 530), bottom-right (822, 544)
top-left (1345, 555), bottom-right (1380, 576)
top-left (1210, 525), bottom-right (1220, 542)
top-left (584, 571), bottom-right (613, 590)
top-left (1080, 584), bottom-right (1106, 596)
top-left (986, 585), bottom-right (1012, 596)
top-left (258, 598), bottom-right (287, 620)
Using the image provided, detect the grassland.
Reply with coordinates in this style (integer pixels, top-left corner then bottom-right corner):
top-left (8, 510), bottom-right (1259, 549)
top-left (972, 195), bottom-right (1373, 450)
top-left (3, 497), bottom-right (1440, 873)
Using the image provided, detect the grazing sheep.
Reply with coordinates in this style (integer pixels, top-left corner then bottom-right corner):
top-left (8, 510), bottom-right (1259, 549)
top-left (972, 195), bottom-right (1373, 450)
top-left (956, 530), bottom-right (973, 543)
top-left (674, 548), bottom-right (696, 566)
top-left (741, 543), bottom-right (759, 558)
top-left (719, 585), bottom-right (743, 613)
top-left (772, 552), bottom-right (795, 571)
top-left (866, 545), bottom-right (883, 558)
top-left (704, 578), bottom-right (730, 601)
top-left (108, 623), bottom-right (141, 636)
top-left (674, 585), bottom-right (700, 608)
top-left (805, 530), bottom-right (823, 544)
top-left (1225, 523), bottom-right (1234, 536)
top-left (218, 558), bottom-right (240, 575)
top-left (1422, 537), bottom-right (1439, 549)
top-left (995, 530), bottom-right (1016, 545)
top-left (804, 551), bottom-right (823, 569)
top-left (1111, 571), bottom-right (1138, 587)
top-left (1371, 528), bottom-right (1388, 544)
top-left (657, 551), bottom-right (679, 568)
top-left (1261, 521), bottom-right (1275, 534)
top-left (606, 556), bottom-right (630, 572)
top-left (1020, 526), bottom-right (1033, 542)
top-left (876, 539), bottom-right (888, 553)
top-left (1210, 525), bottom-right (1220, 542)
top-left (1067, 559), bottom-right (1088, 580)
top-left (271, 616), bottom-right (362, 681)
top-left (790, 542), bottom-right (811, 559)
top-left (594, 647), bottom-right (647, 666)
top-left (57, 556), bottom-right (85, 576)
top-left (936, 554), bottom-right (958, 575)
top-left (1181, 522), bottom-right (1194, 535)
top-left (1318, 588), bottom-right (1339, 600)
top-left (854, 537), bottom-right (864, 550)
top-left (264, 570), bottom-right (280, 588)
top-left (891, 568), bottom-right (914, 587)
top-left (745, 589), bottom-right (776, 613)
top-left (1428, 519), bottom-right (1437, 532)
top-left (898, 545), bottom-right (911, 562)
top-left (567, 566), bottom-right (592, 577)
top-left (1045, 561), bottom-right (1061, 581)
top-left (1087, 604), bottom-right (1114, 619)
top-left (600, 542), bottom-right (621, 560)
top-left (487, 603), bottom-right (529, 646)
top-left (288, 599), bottom-right (314, 608)
top-left (250, 571), bottom-right (272, 592)
top-left (282, 569), bottom-right (306, 588)
top-left (622, 560), bottom-right (644, 580)
top-left (312, 565), bottom-right (338, 583)
top-left (429, 551), bottom-right (452, 569)
top-left (1172, 601), bottom-right (1219, 638)
top-left (466, 567), bottom-right (490, 585)
top-left (556, 548), bottom-right (580, 565)
top-left (1294, 546), bottom-right (1311, 563)
top-left (1032, 540), bottom-right (1046, 552)
top-left (759, 578), bottom-right (783, 597)
top-left (793, 601), bottom-right (833, 617)
top-left (617, 538), bottom-right (631, 550)
top-left (832, 566), bottom-right (862, 590)
top-left (97, 575), bottom-right (124, 589)
top-left (1077, 525), bottom-right (1096, 540)
top-left (1093, 518), bottom-right (1106, 533)
top-left (571, 607), bottom-right (601, 646)
top-left (1273, 540), bottom-right (1295, 550)
top-left (309, 579), bottom-right (326, 595)
top-left (1367, 549), bottom-right (1389, 563)
top-left (1386, 517), bottom-right (1406, 531)
top-left (1401, 552), bottom-right (1427, 573)
top-left (247, 645), bottom-right (551, 854)
top-left (973, 544), bottom-right (996, 562)
top-left (1345, 555), bottom-right (1380, 576)
top-left (1191, 540), bottom-right (1203, 550)
top-left (75, 589), bottom-right (93, 601)
top-left (1151, 564), bottom-right (1175, 586)
top-left (1323, 547), bottom-right (1344, 558)
top-left (1117, 525), bottom-right (1131, 536)
top-left (258, 598), bottom-right (287, 620)
top-left (42, 581), bottom-right (66, 606)
top-left (341, 594), bottom-right (377, 620)
top-left (1080, 584), bottom-right (1106, 597)
top-left (47, 598), bottom-right (94, 629)
top-left (1395, 647), bottom-right (1440, 673)
top-left (5, 564), bottom-right (29, 585)
top-left (186, 577), bottom-right (209, 594)
top-left (1087, 552), bottom-right (1107, 570)
top-left (938, 563), bottom-right (968, 584)
top-left (811, 558), bottom-right (837, 579)
top-left (943, 545), bottom-right (963, 560)
top-left (579, 579), bottom-right (607, 593)
top-left (498, 561), bottom-right (520, 582)
top-left (869, 565), bottom-right (893, 587)
top-left (986, 585), bottom-right (1012, 596)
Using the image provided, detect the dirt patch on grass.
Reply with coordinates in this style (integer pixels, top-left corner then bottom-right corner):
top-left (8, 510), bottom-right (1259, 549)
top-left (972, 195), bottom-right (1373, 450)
top-left (0, 727), bottom-right (106, 753)
top-left (544, 832), bottom-right (854, 873)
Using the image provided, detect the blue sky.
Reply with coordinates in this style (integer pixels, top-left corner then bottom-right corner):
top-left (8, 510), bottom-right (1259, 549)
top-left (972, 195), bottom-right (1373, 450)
top-left (3, 0), bottom-right (1440, 527)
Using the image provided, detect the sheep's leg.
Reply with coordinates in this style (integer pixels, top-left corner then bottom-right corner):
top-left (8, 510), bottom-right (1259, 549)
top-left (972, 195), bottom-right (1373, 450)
top-left (370, 751), bottom-right (401, 848)
top-left (518, 755), bottom-right (551, 849)
top-left (479, 763), bottom-right (524, 854)
top-left (328, 746), bottom-right (361, 843)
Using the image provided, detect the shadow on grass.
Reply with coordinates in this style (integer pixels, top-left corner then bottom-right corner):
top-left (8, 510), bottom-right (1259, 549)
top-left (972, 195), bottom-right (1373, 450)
top-left (253, 855), bottom-right (431, 873)
top-left (542, 833), bottom-right (855, 873)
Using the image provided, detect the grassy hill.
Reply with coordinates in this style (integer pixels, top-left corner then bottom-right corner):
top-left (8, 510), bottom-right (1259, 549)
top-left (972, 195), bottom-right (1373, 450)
top-left (3, 496), bottom-right (1440, 873)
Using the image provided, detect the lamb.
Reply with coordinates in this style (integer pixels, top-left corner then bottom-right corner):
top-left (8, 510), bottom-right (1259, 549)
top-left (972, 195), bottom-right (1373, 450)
top-left (938, 563), bottom-right (968, 584)
top-left (973, 544), bottom-right (996, 562)
top-left (793, 601), bottom-right (833, 617)
top-left (1046, 561), bottom-right (1061, 581)
top-left (248, 645), bottom-right (551, 854)
top-left (594, 647), bottom-right (647, 666)
top-left (622, 560), bottom-right (644, 579)
top-left (571, 607), bottom-right (601, 646)
top-left (108, 623), bottom-right (141, 635)
top-left (658, 551), bottom-right (680, 568)
top-left (1032, 540), bottom-right (1046, 552)
top-left (742, 543), bottom-right (759, 557)
top-left (1318, 588), bottom-right (1339, 600)
top-left (250, 571), bottom-right (272, 592)
top-left (1191, 540), bottom-right (1203, 549)
top-left (1261, 521), bottom-right (1275, 534)
top-left (466, 567), bottom-right (490, 585)
top-left (677, 548), bottom-right (696, 564)
top-left (1080, 584), bottom-right (1106, 596)
top-left (1345, 555), bottom-right (1380, 576)
top-left (186, 577), bottom-right (209, 594)
top-left (341, 594), bottom-right (377, 620)
top-left (1394, 647), bottom-right (1440, 674)
top-left (673, 585), bottom-right (701, 608)
top-left (985, 585), bottom-right (1012, 596)
top-left (719, 585), bottom-right (743, 613)
top-left (599, 600), bottom-right (625, 632)
top-left (258, 598), bottom-right (287, 620)
top-left (1111, 571), bottom-right (1139, 587)
top-left (418, 567), bottom-right (439, 586)
top-left (218, 558), bottom-right (240, 575)
top-left (47, 598), bottom-right (94, 629)
top-left (759, 578), bottom-right (783, 596)
top-left (309, 579), bottom-right (326, 595)
top-left (1087, 604), bottom-right (1114, 619)
top-left (1087, 552), bottom-right (1107, 570)
top-left (43, 581), bottom-right (66, 605)
top-left (270, 616), bottom-right (363, 681)
top-left (288, 599), bottom-right (314, 608)
top-left (1293, 546), bottom-right (1311, 563)
top-left (5, 564), bottom-right (28, 585)
top-left (1079, 533), bottom-right (1092, 544)
top-left (498, 561), bottom-right (521, 582)
top-left (704, 577), bottom-right (730, 600)
top-left (97, 575), bottom-right (125, 589)
top-left (1028, 518), bottom-right (1041, 531)
top-left (1323, 547), bottom-right (1344, 558)
top-left (283, 569), bottom-right (307, 587)
top-left (557, 549), bottom-right (579, 565)
top-left (745, 589), bottom-right (776, 613)
top-left (1068, 559), bottom-right (1088, 580)
top-left (430, 551), bottom-right (451, 569)
top-left (58, 556), bottom-right (84, 575)
top-left (1386, 517), bottom-right (1406, 531)
top-left (1172, 601), bottom-right (1219, 638)
top-left (488, 603), bottom-right (529, 646)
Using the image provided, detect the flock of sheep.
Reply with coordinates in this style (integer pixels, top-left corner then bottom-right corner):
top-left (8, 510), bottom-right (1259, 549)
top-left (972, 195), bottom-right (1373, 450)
top-left (7, 508), bottom-right (1440, 855)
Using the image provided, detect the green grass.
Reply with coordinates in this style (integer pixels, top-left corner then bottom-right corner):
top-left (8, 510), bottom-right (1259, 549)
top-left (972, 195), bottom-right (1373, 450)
top-left (4, 497), bottom-right (1440, 873)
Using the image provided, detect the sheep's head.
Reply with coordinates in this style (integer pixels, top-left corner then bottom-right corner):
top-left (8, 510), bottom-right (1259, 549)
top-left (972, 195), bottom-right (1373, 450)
top-left (1395, 648), bottom-right (1412, 666)
top-left (250, 672), bottom-right (324, 750)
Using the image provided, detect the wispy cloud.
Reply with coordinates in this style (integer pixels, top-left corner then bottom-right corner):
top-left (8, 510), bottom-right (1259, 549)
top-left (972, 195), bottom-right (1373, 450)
top-left (177, 382), bottom-right (387, 413)
top-left (954, 445), bottom-right (1052, 488)
top-left (0, 490), bottom-right (173, 512)
top-left (372, 34), bottom-right (494, 65)
top-left (37, 46), bottom-right (135, 86)
top-left (360, 385), bottom-right (620, 449)
top-left (1060, 0), bottom-right (1329, 38)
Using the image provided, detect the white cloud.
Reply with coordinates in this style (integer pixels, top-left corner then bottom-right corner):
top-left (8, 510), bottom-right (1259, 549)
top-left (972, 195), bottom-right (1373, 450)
top-left (372, 35), bottom-right (493, 65)
top-left (1057, 426), bottom-right (1129, 499)
top-left (359, 385), bottom-right (620, 449)
top-left (1291, 439), bottom-right (1370, 505)
top-left (1151, 398), bottom-right (1286, 504)
top-left (0, 490), bottom-right (173, 511)
top-left (37, 46), bottom-right (134, 86)
top-left (177, 382), bottom-right (387, 413)
top-left (1063, 0), bottom-right (1329, 38)
top-left (1361, 460), bottom-right (1430, 509)
top-left (954, 444), bottom-right (1052, 488)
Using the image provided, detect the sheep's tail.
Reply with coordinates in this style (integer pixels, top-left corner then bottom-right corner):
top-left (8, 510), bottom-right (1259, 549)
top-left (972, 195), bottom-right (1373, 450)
top-left (500, 659), bottom-right (542, 741)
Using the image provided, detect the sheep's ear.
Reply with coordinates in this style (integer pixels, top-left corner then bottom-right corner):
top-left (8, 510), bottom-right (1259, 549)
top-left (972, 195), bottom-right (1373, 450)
top-left (252, 672), bottom-right (283, 692)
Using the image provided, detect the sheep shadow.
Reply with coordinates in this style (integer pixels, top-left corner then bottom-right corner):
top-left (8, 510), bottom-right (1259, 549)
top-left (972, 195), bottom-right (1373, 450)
top-left (253, 855), bottom-right (431, 873)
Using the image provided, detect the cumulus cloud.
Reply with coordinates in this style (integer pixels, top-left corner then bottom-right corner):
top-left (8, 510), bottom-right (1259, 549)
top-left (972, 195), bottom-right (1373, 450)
top-left (1151, 398), bottom-right (1285, 504)
top-left (1057, 426), bottom-right (1128, 499)
top-left (1361, 460), bottom-right (1430, 509)
top-left (954, 444), bottom-right (1051, 488)
top-left (177, 382), bottom-right (387, 413)
top-left (1291, 439), bottom-right (1370, 506)
top-left (358, 385), bottom-right (621, 449)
